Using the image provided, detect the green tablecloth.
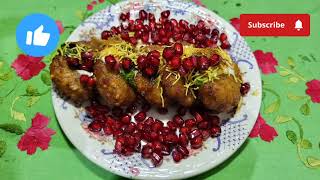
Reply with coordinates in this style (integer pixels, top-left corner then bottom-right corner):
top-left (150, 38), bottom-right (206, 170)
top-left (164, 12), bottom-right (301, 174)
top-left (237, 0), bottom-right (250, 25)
top-left (1, 0), bottom-right (320, 179)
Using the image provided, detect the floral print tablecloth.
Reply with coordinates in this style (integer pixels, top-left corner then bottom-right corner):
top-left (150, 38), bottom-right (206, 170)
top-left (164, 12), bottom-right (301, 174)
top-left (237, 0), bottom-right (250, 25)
top-left (0, 0), bottom-right (320, 179)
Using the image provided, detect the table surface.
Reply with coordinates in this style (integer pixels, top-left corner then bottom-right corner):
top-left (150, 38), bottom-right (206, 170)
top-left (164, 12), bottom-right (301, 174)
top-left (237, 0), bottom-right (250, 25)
top-left (0, 0), bottom-right (320, 179)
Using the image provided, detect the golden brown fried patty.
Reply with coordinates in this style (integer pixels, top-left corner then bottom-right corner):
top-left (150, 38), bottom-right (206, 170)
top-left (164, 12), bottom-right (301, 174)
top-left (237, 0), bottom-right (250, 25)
top-left (94, 60), bottom-right (136, 107)
top-left (134, 73), bottom-right (169, 108)
top-left (161, 71), bottom-right (195, 107)
top-left (50, 55), bottom-right (91, 104)
top-left (199, 75), bottom-right (241, 113)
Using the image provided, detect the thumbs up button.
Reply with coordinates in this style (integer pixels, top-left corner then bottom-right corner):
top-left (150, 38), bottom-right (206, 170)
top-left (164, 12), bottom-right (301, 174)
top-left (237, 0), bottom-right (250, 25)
top-left (16, 14), bottom-right (60, 57)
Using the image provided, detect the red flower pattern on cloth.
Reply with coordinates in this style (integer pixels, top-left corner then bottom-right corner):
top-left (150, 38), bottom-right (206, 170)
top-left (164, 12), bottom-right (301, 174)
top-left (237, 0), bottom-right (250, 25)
top-left (253, 50), bottom-right (279, 74)
top-left (87, 4), bottom-right (93, 11)
top-left (249, 114), bottom-right (278, 142)
top-left (11, 54), bottom-right (45, 80)
top-left (306, 79), bottom-right (320, 103)
top-left (98, 0), bottom-right (105, 3)
top-left (192, 0), bottom-right (206, 7)
top-left (55, 20), bottom-right (64, 34)
top-left (230, 17), bottom-right (240, 32)
top-left (17, 113), bottom-right (56, 155)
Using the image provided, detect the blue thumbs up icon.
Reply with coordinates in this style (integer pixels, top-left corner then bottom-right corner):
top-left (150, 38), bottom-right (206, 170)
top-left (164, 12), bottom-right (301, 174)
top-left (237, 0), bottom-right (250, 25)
top-left (16, 14), bottom-right (60, 57)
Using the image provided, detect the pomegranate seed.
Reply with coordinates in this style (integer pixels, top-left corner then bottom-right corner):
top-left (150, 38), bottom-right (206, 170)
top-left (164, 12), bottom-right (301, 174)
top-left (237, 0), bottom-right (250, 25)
top-left (114, 139), bottom-right (123, 153)
top-left (167, 121), bottom-right (177, 131)
top-left (134, 30), bottom-right (143, 38)
top-left (137, 122), bottom-right (144, 131)
top-left (149, 21), bottom-right (156, 29)
top-left (88, 121), bottom-right (102, 132)
top-left (185, 119), bottom-right (196, 128)
top-left (173, 33), bottom-right (183, 41)
top-left (161, 10), bottom-right (170, 18)
top-left (209, 115), bottom-right (220, 126)
top-left (182, 58), bottom-right (194, 71)
top-left (67, 57), bottom-right (80, 68)
top-left (178, 66), bottom-right (187, 76)
top-left (139, 10), bottom-right (148, 20)
top-left (142, 32), bottom-right (150, 43)
top-left (177, 106), bottom-right (187, 116)
top-left (120, 31), bottom-right (129, 41)
top-left (105, 55), bottom-right (116, 68)
top-left (170, 19), bottom-right (178, 26)
top-left (161, 37), bottom-right (170, 45)
top-left (103, 126), bottom-right (113, 135)
top-left (165, 133), bottom-right (178, 144)
top-left (151, 32), bottom-right (160, 43)
top-left (177, 145), bottom-right (189, 157)
top-left (121, 114), bottom-right (131, 124)
top-left (183, 33), bottom-right (191, 42)
top-left (148, 50), bottom-right (161, 59)
top-left (198, 121), bottom-right (209, 129)
top-left (191, 136), bottom-right (203, 149)
top-left (142, 145), bottom-right (153, 158)
top-left (173, 43), bottom-right (183, 56)
top-left (127, 135), bottom-right (136, 146)
top-left (152, 120), bottom-right (164, 131)
top-left (169, 56), bottom-right (181, 70)
top-left (149, 56), bottom-right (160, 68)
top-left (172, 150), bottom-right (183, 162)
top-left (195, 33), bottom-right (205, 42)
top-left (240, 82), bottom-right (251, 95)
top-left (159, 29), bottom-right (166, 37)
top-left (188, 129), bottom-right (202, 140)
top-left (143, 67), bottom-right (156, 77)
top-left (161, 127), bottom-right (170, 134)
top-left (137, 55), bottom-right (147, 69)
top-left (152, 141), bottom-right (163, 152)
top-left (120, 13), bottom-right (127, 21)
top-left (161, 145), bottom-right (170, 156)
top-left (145, 117), bottom-right (154, 126)
top-left (148, 13), bottom-right (155, 22)
top-left (206, 39), bottom-right (215, 47)
top-left (81, 51), bottom-right (93, 61)
top-left (87, 77), bottom-right (96, 87)
top-left (219, 33), bottom-right (228, 42)
top-left (210, 54), bottom-right (220, 66)
top-left (101, 30), bottom-right (113, 40)
top-left (221, 40), bottom-right (231, 49)
top-left (179, 19), bottom-right (189, 28)
top-left (80, 74), bottom-right (90, 85)
top-left (201, 130), bottom-right (210, 140)
top-left (179, 134), bottom-right (189, 146)
top-left (142, 132), bottom-right (152, 142)
top-left (210, 125), bottom-right (221, 137)
top-left (121, 57), bottom-right (133, 71)
top-left (129, 37), bottom-right (138, 45)
top-left (198, 56), bottom-right (209, 70)
top-left (180, 127), bottom-right (190, 135)
top-left (162, 47), bottom-right (175, 60)
top-left (194, 112), bottom-right (204, 123)
top-left (135, 19), bottom-right (143, 25)
top-left (150, 131), bottom-right (159, 141)
top-left (134, 111), bottom-right (146, 122)
top-left (211, 29), bottom-right (219, 36)
top-left (111, 26), bottom-right (120, 34)
top-left (151, 152), bottom-right (163, 166)
top-left (125, 122), bottom-right (136, 133)
top-left (173, 115), bottom-right (184, 127)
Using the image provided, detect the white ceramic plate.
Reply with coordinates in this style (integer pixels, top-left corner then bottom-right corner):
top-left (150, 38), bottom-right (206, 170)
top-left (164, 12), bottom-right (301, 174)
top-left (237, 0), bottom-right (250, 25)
top-left (52, 0), bottom-right (262, 179)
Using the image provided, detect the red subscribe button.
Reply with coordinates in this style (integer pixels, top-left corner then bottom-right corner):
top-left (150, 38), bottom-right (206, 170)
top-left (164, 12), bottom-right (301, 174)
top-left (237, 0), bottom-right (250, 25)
top-left (240, 14), bottom-right (310, 36)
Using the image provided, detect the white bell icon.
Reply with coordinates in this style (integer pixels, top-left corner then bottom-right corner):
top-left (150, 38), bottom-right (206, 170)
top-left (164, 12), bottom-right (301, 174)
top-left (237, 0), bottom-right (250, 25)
top-left (295, 20), bottom-right (303, 31)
